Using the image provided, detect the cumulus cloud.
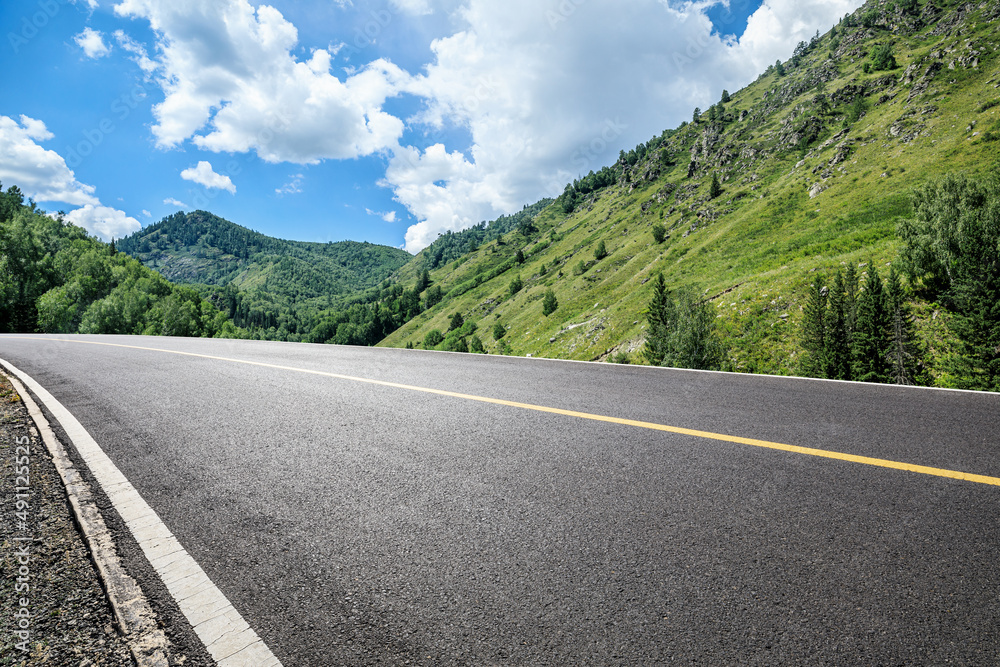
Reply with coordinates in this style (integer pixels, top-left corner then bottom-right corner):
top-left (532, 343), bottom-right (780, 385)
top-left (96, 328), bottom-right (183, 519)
top-left (0, 115), bottom-right (99, 206)
top-left (75, 27), bottom-right (110, 58)
top-left (112, 0), bottom-right (410, 163)
top-left (64, 205), bottom-right (141, 240)
top-left (180, 160), bottom-right (236, 193)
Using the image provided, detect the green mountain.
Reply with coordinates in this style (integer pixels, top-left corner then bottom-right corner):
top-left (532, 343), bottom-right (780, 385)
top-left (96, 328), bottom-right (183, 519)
top-left (373, 0), bottom-right (1000, 388)
top-left (117, 211), bottom-right (411, 338)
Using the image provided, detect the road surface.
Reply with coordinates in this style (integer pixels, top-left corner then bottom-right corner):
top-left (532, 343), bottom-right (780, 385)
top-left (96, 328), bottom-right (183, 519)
top-left (2, 334), bottom-right (999, 665)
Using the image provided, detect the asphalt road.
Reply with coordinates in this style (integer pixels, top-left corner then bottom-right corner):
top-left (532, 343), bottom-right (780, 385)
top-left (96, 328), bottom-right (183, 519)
top-left (2, 334), bottom-right (999, 665)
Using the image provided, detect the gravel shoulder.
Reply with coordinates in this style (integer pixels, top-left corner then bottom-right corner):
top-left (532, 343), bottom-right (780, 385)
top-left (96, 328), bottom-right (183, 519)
top-left (0, 372), bottom-right (135, 666)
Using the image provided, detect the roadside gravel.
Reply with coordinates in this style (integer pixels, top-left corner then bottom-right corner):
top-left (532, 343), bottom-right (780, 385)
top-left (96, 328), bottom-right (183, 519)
top-left (0, 373), bottom-right (135, 666)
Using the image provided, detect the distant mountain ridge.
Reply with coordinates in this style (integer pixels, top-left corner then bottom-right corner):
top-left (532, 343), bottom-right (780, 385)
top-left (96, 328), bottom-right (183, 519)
top-left (118, 211), bottom-right (410, 295)
top-left (117, 211), bottom-right (411, 337)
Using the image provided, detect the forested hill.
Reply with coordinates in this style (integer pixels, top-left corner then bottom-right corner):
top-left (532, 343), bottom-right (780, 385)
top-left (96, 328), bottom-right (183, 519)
top-left (117, 211), bottom-right (410, 297)
top-left (0, 186), bottom-right (245, 338)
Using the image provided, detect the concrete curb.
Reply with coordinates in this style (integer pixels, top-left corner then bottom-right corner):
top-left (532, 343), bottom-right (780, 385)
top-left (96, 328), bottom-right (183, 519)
top-left (2, 366), bottom-right (171, 667)
top-left (0, 358), bottom-right (283, 667)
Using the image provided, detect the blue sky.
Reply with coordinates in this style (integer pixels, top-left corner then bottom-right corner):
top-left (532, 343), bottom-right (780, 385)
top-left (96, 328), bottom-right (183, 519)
top-left (0, 0), bottom-right (862, 252)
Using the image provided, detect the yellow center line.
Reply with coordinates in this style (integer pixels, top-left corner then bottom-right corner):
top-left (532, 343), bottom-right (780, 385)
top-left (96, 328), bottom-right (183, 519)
top-left (16, 336), bottom-right (1000, 487)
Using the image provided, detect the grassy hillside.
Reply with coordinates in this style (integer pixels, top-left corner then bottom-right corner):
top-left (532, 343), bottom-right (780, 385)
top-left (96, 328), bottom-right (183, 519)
top-left (118, 211), bottom-right (411, 338)
top-left (379, 0), bottom-right (1000, 385)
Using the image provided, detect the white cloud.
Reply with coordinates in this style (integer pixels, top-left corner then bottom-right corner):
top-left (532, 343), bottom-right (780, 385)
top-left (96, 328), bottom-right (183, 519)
top-left (734, 0), bottom-right (862, 74)
top-left (0, 115), bottom-right (99, 206)
top-left (366, 207), bottom-right (398, 222)
top-left (276, 173), bottom-right (304, 195)
top-left (74, 27), bottom-right (110, 58)
top-left (113, 30), bottom-right (157, 74)
top-left (64, 205), bottom-right (141, 240)
top-left (163, 197), bottom-right (189, 208)
top-left (112, 0), bottom-right (410, 163)
top-left (142, 209), bottom-right (152, 217)
top-left (180, 160), bottom-right (236, 193)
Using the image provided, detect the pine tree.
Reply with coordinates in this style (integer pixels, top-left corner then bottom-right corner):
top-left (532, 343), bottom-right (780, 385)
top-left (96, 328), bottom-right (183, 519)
top-left (825, 270), bottom-right (853, 380)
top-left (416, 269), bottom-right (431, 293)
top-left (515, 248), bottom-right (525, 264)
top-left (542, 289), bottom-right (558, 316)
top-left (448, 311), bottom-right (464, 331)
top-left (709, 173), bottom-right (723, 199)
top-left (643, 273), bottom-right (674, 365)
top-left (720, 89), bottom-right (730, 104)
top-left (852, 264), bottom-right (890, 383)
top-left (800, 275), bottom-right (827, 377)
top-left (594, 240), bottom-right (608, 260)
top-left (885, 265), bottom-right (921, 385)
top-left (692, 107), bottom-right (701, 123)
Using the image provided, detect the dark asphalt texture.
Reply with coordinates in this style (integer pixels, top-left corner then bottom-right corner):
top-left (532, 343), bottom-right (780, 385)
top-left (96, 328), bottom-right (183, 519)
top-left (2, 334), bottom-right (999, 666)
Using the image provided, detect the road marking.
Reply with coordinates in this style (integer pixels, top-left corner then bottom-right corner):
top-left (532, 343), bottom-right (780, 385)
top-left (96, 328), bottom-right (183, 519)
top-left (0, 357), bottom-right (283, 667)
top-left (15, 337), bottom-right (1000, 487)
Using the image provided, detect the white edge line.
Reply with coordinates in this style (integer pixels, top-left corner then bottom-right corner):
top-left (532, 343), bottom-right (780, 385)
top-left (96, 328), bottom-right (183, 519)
top-left (0, 358), bottom-right (282, 667)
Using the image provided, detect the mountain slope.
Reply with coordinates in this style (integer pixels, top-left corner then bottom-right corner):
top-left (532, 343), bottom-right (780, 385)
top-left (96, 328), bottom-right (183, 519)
top-left (378, 0), bottom-right (1000, 385)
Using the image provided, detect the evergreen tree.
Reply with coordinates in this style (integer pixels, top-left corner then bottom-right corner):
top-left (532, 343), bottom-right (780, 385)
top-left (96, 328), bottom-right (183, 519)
top-left (515, 248), bottom-right (525, 264)
top-left (416, 269), bottom-right (431, 293)
top-left (775, 59), bottom-right (786, 76)
top-left (492, 321), bottom-right (507, 340)
top-left (594, 240), bottom-right (608, 260)
top-left (851, 264), bottom-right (890, 383)
top-left (800, 275), bottom-right (827, 377)
top-left (469, 335), bottom-right (485, 353)
top-left (542, 289), bottom-right (558, 316)
top-left (825, 270), bottom-right (853, 380)
top-left (709, 173), bottom-right (723, 199)
top-left (720, 89), bottom-right (731, 104)
top-left (448, 311), bottom-right (464, 331)
top-left (885, 265), bottom-right (921, 385)
top-left (692, 107), bottom-right (701, 123)
top-left (643, 273), bottom-right (674, 366)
